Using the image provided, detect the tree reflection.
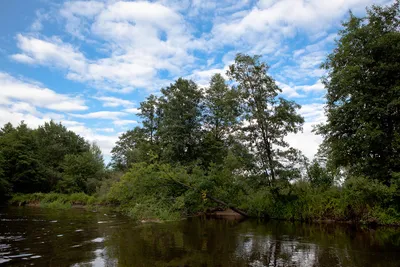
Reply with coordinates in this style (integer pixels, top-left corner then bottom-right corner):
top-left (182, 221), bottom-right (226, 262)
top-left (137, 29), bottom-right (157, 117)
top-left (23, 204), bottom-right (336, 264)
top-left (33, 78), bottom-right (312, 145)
top-left (103, 218), bottom-right (400, 267)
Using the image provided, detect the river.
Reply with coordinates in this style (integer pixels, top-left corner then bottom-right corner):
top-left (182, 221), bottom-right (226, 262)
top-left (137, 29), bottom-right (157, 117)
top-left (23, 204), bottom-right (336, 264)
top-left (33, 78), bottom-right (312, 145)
top-left (0, 206), bottom-right (400, 266)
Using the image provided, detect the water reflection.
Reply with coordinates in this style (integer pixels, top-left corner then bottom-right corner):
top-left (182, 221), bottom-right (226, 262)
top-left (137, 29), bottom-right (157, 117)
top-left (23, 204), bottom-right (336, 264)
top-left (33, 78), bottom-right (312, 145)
top-left (1, 207), bottom-right (400, 266)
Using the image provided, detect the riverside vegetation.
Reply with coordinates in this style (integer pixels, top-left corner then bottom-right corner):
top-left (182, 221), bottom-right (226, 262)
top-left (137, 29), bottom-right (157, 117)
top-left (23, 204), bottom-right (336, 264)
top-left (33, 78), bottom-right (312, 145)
top-left (1, 2), bottom-right (400, 225)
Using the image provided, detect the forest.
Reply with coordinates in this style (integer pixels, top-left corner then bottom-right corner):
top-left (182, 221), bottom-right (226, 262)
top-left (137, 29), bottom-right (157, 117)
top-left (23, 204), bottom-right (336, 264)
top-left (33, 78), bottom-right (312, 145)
top-left (1, 2), bottom-right (399, 225)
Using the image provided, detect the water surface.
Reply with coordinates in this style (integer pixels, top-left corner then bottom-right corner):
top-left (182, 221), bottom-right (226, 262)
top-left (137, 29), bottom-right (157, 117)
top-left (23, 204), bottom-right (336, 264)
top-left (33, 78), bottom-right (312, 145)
top-left (1, 206), bottom-right (400, 266)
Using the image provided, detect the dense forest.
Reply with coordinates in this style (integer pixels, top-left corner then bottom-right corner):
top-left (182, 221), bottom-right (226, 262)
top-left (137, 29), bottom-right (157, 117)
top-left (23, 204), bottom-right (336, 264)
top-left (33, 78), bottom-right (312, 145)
top-left (1, 2), bottom-right (400, 224)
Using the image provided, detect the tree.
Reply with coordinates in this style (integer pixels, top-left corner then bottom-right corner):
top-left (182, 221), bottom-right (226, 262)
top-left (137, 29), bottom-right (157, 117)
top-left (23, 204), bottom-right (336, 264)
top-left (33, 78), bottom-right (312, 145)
top-left (0, 121), bottom-right (105, 195)
top-left (158, 78), bottom-right (204, 164)
top-left (111, 127), bottom-right (148, 171)
top-left (0, 152), bottom-right (12, 201)
top-left (227, 54), bottom-right (304, 183)
top-left (59, 143), bottom-right (105, 194)
top-left (139, 94), bottom-right (160, 145)
top-left (36, 121), bottom-right (90, 190)
top-left (305, 159), bottom-right (334, 189)
top-left (0, 122), bottom-right (45, 193)
top-left (201, 74), bottom-right (241, 166)
top-left (317, 1), bottom-right (400, 184)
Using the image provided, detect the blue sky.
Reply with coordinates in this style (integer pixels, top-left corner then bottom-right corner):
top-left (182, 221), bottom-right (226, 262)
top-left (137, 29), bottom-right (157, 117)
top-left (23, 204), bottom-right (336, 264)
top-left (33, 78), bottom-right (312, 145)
top-left (0, 0), bottom-right (392, 161)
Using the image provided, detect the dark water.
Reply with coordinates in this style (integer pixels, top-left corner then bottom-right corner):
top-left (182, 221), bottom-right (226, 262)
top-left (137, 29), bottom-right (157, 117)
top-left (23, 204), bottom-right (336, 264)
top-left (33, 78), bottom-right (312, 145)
top-left (1, 207), bottom-right (400, 266)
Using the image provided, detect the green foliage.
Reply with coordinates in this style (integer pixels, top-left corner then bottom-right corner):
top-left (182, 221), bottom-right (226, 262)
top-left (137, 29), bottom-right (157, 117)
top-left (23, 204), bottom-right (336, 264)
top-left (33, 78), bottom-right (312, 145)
top-left (110, 127), bottom-right (149, 171)
top-left (0, 122), bottom-right (47, 193)
top-left (242, 177), bottom-right (400, 225)
top-left (9, 192), bottom-right (96, 208)
top-left (307, 160), bottom-right (334, 188)
top-left (158, 78), bottom-right (204, 164)
top-left (2, 2), bottom-right (400, 226)
top-left (201, 74), bottom-right (242, 166)
top-left (227, 54), bottom-right (304, 182)
top-left (107, 163), bottom-right (189, 220)
top-left (59, 144), bottom-right (105, 194)
top-left (0, 120), bottom-right (105, 196)
top-left (318, 1), bottom-right (400, 184)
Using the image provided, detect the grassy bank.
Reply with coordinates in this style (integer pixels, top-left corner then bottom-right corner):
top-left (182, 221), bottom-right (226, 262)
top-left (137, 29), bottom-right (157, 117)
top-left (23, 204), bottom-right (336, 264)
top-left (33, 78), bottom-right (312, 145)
top-left (242, 179), bottom-right (400, 226)
top-left (8, 168), bottom-right (400, 226)
top-left (9, 192), bottom-right (100, 209)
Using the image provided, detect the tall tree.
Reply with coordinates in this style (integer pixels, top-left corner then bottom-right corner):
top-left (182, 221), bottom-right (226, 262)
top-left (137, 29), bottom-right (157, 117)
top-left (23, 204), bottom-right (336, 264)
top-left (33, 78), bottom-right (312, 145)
top-left (227, 54), bottom-right (304, 183)
top-left (0, 122), bottom-right (45, 193)
top-left (36, 121), bottom-right (90, 190)
top-left (111, 127), bottom-right (148, 171)
top-left (139, 94), bottom-right (160, 144)
top-left (317, 1), bottom-right (400, 184)
top-left (158, 78), bottom-right (204, 164)
top-left (202, 74), bottom-right (241, 165)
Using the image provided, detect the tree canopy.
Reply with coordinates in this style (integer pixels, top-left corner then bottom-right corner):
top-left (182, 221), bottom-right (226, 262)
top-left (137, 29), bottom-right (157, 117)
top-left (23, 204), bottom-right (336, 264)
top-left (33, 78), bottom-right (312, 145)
top-left (317, 1), bottom-right (400, 185)
top-left (0, 121), bottom-right (105, 196)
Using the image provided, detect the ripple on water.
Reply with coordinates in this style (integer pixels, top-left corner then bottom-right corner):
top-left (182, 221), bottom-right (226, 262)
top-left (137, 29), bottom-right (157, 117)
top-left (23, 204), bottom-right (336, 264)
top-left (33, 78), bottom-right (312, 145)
top-left (30, 255), bottom-right (42, 259)
top-left (0, 235), bottom-right (25, 241)
top-left (91, 237), bottom-right (104, 243)
top-left (8, 253), bottom-right (33, 258)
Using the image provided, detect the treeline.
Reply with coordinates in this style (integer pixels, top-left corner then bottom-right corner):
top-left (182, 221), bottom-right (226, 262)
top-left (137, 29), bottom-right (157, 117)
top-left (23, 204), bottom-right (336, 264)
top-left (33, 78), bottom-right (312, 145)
top-left (0, 121), bottom-right (105, 200)
top-left (2, 2), bottom-right (400, 224)
top-left (111, 55), bottom-right (305, 179)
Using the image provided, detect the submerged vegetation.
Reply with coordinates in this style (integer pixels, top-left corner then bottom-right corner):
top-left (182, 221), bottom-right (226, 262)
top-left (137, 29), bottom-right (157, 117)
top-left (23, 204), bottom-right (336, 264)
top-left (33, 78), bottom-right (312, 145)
top-left (1, 2), bottom-right (400, 225)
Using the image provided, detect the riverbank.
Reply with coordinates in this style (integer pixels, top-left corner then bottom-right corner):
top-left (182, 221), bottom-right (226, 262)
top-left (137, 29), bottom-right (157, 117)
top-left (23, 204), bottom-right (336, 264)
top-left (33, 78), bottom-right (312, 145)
top-left (9, 193), bottom-right (102, 209)
top-left (8, 192), bottom-right (400, 227)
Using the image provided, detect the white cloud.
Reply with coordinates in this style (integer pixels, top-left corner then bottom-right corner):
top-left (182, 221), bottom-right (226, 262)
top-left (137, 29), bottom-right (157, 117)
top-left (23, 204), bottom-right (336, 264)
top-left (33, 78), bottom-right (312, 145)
top-left (12, 34), bottom-right (86, 73)
top-left (296, 81), bottom-right (325, 93)
top-left (9, 1), bottom-right (198, 93)
top-left (94, 96), bottom-right (134, 108)
top-left (96, 128), bottom-right (115, 133)
top-left (124, 108), bottom-right (141, 114)
top-left (66, 125), bottom-right (119, 157)
top-left (7, 0), bottom-right (390, 161)
top-left (113, 119), bottom-right (138, 126)
top-left (69, 111), bottom-right (127, 120)
top-left (188, 67), bottom-right (228, 88)
top-left (0, 72), bottom-right (87, 112)
top-left (286, 103), bottom-right (326, 159)
top-left (276, 81), bottom-right (304, 98)
top-left (10, 54), bottom-right (35, 64)
top-left (60, 1), bottom-right (105, 38)
top-left (30, 10), bottom-right (50, 32)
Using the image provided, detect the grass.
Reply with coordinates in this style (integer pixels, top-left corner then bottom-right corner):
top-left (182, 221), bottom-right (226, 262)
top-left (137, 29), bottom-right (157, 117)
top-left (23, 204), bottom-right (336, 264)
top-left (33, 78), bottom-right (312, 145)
top-left (9, 192), bottom-right (100, 209)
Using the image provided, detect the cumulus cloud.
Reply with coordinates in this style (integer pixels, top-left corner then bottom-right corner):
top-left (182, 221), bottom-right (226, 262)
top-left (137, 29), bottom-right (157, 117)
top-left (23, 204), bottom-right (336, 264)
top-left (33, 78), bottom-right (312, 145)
top-left (69, 111), bottom-right (128, 120)
top-left (124, 108), bottom-right (141, 114)
top-left (11, 1), bottom-right (200, 93)
top-left (96, 128), bottom-right (115, 133)
top-left (113, 119), bottom-right (138, 126)
top-left (94, 96), bottom-right (134, 108)
top-left (286, 102), bottom-right (326, 159)
top-left (7, 0), bottom-right (390, 159)
top-left (0, 72), bottom-right (87, 112)
top-left (66, 124), bottom-right (119, 156)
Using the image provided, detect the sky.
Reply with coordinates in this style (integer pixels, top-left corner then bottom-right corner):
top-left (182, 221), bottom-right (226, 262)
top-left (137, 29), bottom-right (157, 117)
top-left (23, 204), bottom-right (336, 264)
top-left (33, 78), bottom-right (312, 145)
top-left (0, 0), bottom-right (392, 162)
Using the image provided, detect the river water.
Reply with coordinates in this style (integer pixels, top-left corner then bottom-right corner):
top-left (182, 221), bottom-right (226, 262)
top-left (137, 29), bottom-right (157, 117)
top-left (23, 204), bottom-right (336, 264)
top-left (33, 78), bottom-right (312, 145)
top-left (1, 206), bottom-right (400, 266)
